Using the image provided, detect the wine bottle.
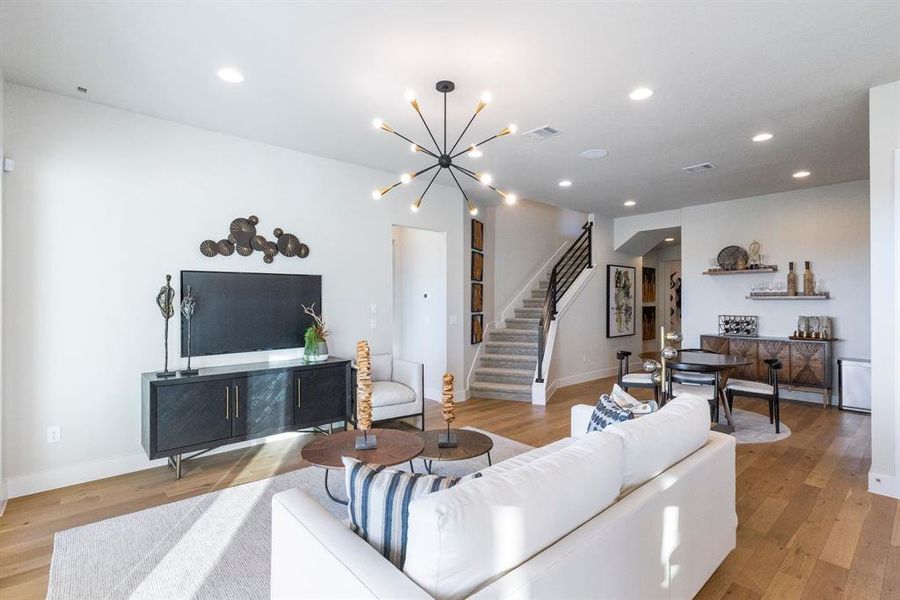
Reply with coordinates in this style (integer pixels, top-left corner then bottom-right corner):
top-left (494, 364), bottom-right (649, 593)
top-left (787, 262), bottom-right (797, 296)
top-left (803, 261), bottom-right (814, 296)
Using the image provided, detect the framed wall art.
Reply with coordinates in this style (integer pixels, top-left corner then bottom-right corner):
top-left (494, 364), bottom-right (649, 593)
top-left (471, 251), bottom-right (484, 282)
top-left (471, 282), bottom-right (483, 313)
top-left (471, 314), bottom-right (483, 344)
top-left (642, 266), bottom-right (656, 303)
top-left (642, 306), bottom-right (657, 341)
top-left (607, 264), bottom-right (636, 338)
top-left (471, 218), bottom-right (484, 251)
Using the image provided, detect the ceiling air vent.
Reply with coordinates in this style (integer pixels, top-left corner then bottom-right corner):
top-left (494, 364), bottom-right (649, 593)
top-left (522, 125), bottom-right (560, 141)
top-left (682, 162), bottom-right (715, 174)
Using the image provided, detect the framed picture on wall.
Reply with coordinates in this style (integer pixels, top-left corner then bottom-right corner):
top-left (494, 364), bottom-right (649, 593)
top-left (471, 314), bottom-right (483, 344)
top-left (642, 267), bottom-right (656, 303)
top-left (471, 282), bottom-right (483, 313)
top-left (606, 264), bottom-right (636, 338)
top-left (471, 251), bottom-right (484, 281)
top-left (471, 219), bottom-right (484, 251)
top-left (642, 306), bottom-right (657, 341)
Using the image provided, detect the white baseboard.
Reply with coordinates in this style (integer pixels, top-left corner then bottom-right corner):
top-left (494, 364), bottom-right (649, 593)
top-left (6, 430), bottom-right (308, 499)
top-left (546, 366), bottom-right (619, 403)
top-left (869, 471), bottom-right (900, 499)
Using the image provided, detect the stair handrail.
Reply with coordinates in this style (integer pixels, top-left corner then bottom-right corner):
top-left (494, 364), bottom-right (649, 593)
top-left (536, 221), bottom-right (593, 383)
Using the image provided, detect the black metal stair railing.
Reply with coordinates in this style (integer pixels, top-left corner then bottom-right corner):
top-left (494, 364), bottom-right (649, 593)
top-left (536, 221), bottom-right (593, 383)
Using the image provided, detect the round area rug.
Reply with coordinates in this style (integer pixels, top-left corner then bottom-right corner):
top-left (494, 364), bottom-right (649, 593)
top-left (729, 407), bottom-right (791, 444)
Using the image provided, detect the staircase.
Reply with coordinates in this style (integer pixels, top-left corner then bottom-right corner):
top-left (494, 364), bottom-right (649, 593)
top-left (469, 278), bottom-right (549, 401)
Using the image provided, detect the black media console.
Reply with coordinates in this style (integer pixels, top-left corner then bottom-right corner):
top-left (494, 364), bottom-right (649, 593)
top-left (141, 357), bottom-right (351, 478)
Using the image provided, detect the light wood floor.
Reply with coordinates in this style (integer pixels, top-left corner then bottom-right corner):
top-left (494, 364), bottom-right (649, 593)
top-left (1, 375), bottom-right (897, 599)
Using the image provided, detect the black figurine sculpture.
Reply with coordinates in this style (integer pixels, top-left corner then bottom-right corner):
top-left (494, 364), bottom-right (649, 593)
top-left (180, 286), bottom-right (199, 376)
top-left (155, 274), bottom-right (176, 377)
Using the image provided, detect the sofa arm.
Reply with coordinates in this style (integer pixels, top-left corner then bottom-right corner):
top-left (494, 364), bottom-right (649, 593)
top-left (392, 359), bottom-right (424, 403)
top-left (570, 404), bottom-right (594, 438)
top-left (271, 489), bottom-right (430, 599)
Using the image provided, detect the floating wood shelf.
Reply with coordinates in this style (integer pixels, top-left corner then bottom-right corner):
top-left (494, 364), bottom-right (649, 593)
top-left (746, 293), bottom-right (831, 300)
top-left (703, 266), bottom-right (778, 275)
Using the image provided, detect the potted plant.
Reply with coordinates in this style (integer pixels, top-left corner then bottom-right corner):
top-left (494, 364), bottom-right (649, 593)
top-left (301, 303), bottom-right (329, 361)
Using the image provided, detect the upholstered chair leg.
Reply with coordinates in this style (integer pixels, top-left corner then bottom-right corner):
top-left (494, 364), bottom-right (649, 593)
top-left (768, 398), bottom-right (774, 423)
top-left (774, 397), bottom-right (781, 433)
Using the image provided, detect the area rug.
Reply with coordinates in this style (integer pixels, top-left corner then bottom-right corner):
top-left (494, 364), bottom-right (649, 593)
top-left (46, 428), bottom-right (531, 600)
top-left (730, 407), bottom-right (791, 444)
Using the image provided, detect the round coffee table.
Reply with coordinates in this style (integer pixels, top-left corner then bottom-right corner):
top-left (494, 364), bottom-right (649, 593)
top-left (416, 428), bottom-right (493, 474)
top-left (301, 428), bottom-right (424, 504)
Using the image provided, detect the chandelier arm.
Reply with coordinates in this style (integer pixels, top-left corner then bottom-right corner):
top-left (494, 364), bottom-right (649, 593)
top-left (443, 92), bottom-right (447, 153)
top-left (414, 109), bottom-right (443, 155)
top-left (447, 167), bottom-right (470, 202)
top-left (451, 164), bottom-right (500, 193)
top-left (448, 111), bottom-right (479, 156)
top-left (391, 131), bottom-right (438, 158)
top-left (450, 133), bottom-right (500, 160)
top-left (379, 180), bottom-right (404, 197)
top-left (419, 167), bottom-right (442, 201)
top-left (413, 163), bottom-right (441, 178)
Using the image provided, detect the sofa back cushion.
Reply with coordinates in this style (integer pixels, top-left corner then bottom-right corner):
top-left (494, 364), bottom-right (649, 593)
top-left (403, 431), bottom-right (624, 600)
top-left (605, 393), bottom-right (710, 494)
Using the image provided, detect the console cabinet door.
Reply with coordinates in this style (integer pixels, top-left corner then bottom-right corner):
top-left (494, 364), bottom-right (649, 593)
top-left (790, 342), bottom-right (827, 387)
top-left (729, 338), bottom-right (760, 381)
top-left (294, 366), bottom-right (348, 428)
top-left (232, 372), bottom-right (293, 438)
top-left (758, 340), bottom-right (791, 380)
top-left (156, 380), bottom-right (232, 452)
top-left (701, 335), bottom-right (729, 354)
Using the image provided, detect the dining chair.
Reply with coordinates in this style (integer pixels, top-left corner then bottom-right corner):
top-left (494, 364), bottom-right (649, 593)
top-left (668, 363), bottom-right (720, 421)
top-left (670, 348), bottom-right (717, 386)
top-left (724, 359), bottom-right (783, 433)
top-left (616, 350), bottom-right (659, 401)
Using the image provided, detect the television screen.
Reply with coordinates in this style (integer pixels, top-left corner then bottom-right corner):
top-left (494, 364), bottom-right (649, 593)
top-left (179, 270), bottom-right (322, 357)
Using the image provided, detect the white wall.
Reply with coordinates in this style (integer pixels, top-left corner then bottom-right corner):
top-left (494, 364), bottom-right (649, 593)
top-left (547, 216), bottom-right (643, 395)
top-left (463, 208), bottom-right (494, 392)
top-left (392, 226), bottom-right (447, 400)
top-left (868, 80), bottom-right (900, 500)
top-left (0, 73), bottom-right (6, 510)
top-left (1, 84), bottom-right (468, 496)
top-left (491, 198), bottom-right (585, 315)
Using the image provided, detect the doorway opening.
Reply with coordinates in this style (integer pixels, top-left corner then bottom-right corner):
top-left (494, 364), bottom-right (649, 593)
top-left (392, 226), bottom-right (448, 400)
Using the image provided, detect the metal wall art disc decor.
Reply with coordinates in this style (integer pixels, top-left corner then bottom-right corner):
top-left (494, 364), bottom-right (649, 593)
top-left (717, 245), bottom-right (749, 270)
top-left (201, 216), bottom-right (310, 263)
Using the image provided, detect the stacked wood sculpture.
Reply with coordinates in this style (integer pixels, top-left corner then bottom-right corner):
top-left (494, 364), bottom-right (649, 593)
top-left (356, 340), bottom-right (373, 432)
top-left (441, 373), bottom-right (456, 424)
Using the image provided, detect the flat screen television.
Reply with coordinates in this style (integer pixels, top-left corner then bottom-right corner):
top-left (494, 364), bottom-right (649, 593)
top-left (180, 270), bottom-right (322, 357)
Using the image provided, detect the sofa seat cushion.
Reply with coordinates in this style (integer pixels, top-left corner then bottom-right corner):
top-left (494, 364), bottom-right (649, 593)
top-left (403, 431), bottom-right (624, 600)
top-left (370, 381), bottom-right (416, 407)
top-left (606, 393), bottom-right (711, 494)
top-left (726, 378), bottom-right (774, 395)
top-left (343, 457), bottom-right (471, 569)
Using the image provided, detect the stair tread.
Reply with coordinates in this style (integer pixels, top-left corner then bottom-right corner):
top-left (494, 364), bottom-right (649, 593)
top-left (476, 367), bottom-right (534, 376)
top-left (507, 317), bottom-right (539, 322)
top-left (482, 353), bottom-right (537, 361)
top-left (491, 328), bottom-right (538, 334)
top-left (486, 341), bottom-right (538, 347)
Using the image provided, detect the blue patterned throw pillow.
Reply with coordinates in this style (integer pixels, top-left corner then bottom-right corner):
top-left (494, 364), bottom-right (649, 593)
top-left (343, 457), bottom-right (480, 568)
top-left (586, 393), bottom-right (633, 433)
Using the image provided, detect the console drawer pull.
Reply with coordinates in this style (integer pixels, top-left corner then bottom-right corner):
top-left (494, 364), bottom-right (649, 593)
top-left (235, 385), bottom-right (240, 418)
top-left (225, 386), bottom-right (230, 419)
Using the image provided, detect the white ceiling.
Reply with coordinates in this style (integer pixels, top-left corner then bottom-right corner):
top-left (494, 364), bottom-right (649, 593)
top-left (1, 1), bottom-right (898, 217)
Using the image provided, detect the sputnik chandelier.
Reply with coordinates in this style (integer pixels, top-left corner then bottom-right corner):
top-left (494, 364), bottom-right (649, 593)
top-left (371, 80), bottom-right (518, 216)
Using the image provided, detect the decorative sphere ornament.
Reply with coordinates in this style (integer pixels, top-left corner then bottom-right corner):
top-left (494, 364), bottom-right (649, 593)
top-left (665, 331), bottom-right (683, 343)
top-left (662, 346), bottom-right (678, 360)
top-left (652, 372), bottom-right (662, 384)
top-left (643, 360), bottom-right (661, 372)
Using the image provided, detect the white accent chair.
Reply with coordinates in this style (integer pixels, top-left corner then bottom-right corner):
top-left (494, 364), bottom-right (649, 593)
top-left (616, 350), bottom-right (659, 401)
top-left (357, 354), bottom-right (425, 429)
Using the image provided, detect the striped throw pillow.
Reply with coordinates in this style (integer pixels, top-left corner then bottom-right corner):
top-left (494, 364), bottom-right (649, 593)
top-left (343, 457), bottom-right (472, 568)
top-left (586, 393), bottom-right (633, 433)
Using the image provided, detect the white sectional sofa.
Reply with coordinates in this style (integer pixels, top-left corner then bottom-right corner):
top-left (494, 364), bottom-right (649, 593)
top-left (271, 394), bottom-right (736, 599)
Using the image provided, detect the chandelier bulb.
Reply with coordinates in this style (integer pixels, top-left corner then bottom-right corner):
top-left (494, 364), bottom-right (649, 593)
top-left (479, 172), bottom-right (493, 186)
top-left (400, 173), bottom-right (413, 184)
top-left (467, 199), bottom-right (478, 216)
top-left (474, 91), bottom-right (492, 114)
top-left (503, 192), bottom-right (518, 205)
top-left (410, 143), bottom-right (419, 153)
top-left (467, 144), bottom-right (483, 158)
top-left (411, 197), bottom-right (423, 212)
top-left (372, 118), bottom-right (394, 133)
top-left (371, 189), bottom-right (382, 200)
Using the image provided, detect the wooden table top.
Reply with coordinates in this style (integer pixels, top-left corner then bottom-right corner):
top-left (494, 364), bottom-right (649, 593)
top-left (300, 428), bottom-right (424, 469)
top-left (417, 428), bottom-right (493, 462)
top-left (639, 350), bottom-right (751, 372)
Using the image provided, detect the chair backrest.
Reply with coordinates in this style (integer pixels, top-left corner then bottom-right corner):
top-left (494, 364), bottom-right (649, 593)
top-left (765, 360), bottom-right (783, 388)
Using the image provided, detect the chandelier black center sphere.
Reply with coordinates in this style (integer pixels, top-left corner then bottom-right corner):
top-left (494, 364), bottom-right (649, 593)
top-left (371, 80), bottom-right (518, 215)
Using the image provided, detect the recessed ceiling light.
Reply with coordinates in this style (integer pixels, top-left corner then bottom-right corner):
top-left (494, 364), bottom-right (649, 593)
top-left (217, 67), bottom-right (244, 83)
top-left (623, 200), bottom-right (636, 207)
top-left (752, 132), bottom-right (773, 142)
top-left (558, 180), bottom-right (572, 187)
top-left (793, 170), bottom-right (811, 178)
top-left (629, 87), bottom-right (653, 101)
top-left (579, 148), bottom-right (608, 159)
top-left (664, 237), bottom-right (675, 242)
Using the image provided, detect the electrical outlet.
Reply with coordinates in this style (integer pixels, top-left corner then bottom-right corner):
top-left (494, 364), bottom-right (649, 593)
top-left (46, 426), bottom-right (61, 444)
top-left (370, 317), bottom-right (377, 330)
top-left (582, 354), bottom-right (587, 363)
top-left (370, 304), bottom-right (377, 314)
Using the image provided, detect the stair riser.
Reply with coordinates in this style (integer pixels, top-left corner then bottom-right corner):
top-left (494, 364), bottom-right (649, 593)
top-left (489, 330), bottom-right (538, 342)
top-left (485, 343), bottom-right (537, 356)
top-left (522, 299), bottom-right (544, 308)
top-left (470, 389), bottom-right (532, 402)
top-left (476, 372), bottom-right (534, 385)
top-left (514, 308), bottom-right (542, 318)
top-left (530, 290), bottom-right (548, 298)
top-left (481, 357), bottom-right (537, 369)
top-left (507, 320), bottom-right (539, 330)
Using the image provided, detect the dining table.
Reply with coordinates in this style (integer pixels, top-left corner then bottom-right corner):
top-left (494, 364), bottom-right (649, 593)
top-left (639, 350), bottom-right (752, 433)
